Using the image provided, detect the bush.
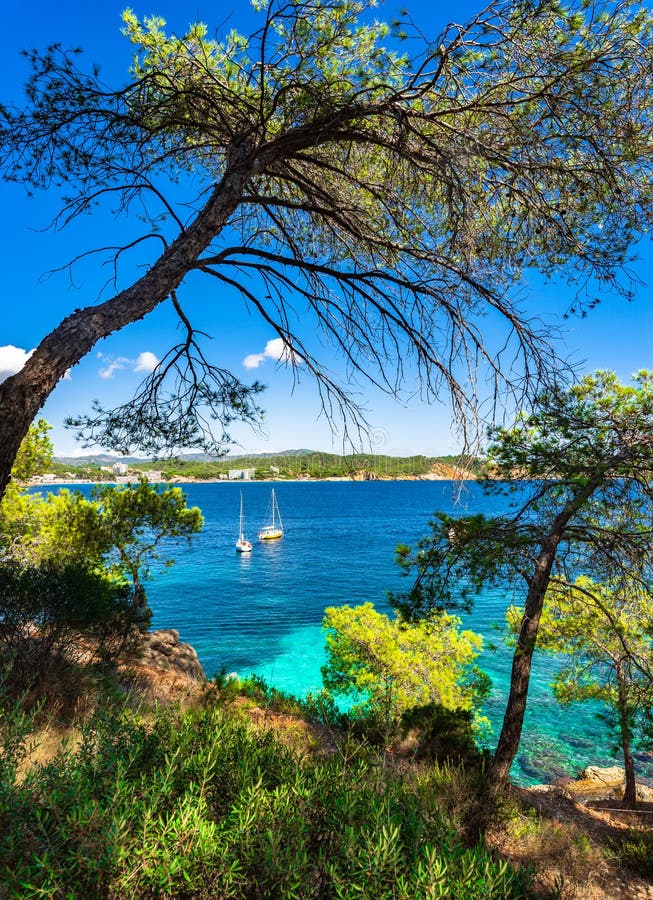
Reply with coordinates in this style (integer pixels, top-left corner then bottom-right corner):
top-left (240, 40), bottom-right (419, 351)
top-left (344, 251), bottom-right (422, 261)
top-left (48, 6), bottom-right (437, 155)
top-left (608, 829), bottom-right (653, 878)
top-left (401, 703), bottom-right (489, 768)
top-left (0, 560), bottom-right (145, 707)
top-left (0, 702), bottom-right (536, 898)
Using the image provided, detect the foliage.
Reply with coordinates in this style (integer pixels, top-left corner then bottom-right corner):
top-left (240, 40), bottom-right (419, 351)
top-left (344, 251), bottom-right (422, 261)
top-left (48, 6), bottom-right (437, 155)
top-left (90, 479), bottom-right (204, 606)
top-left (1, 0), bottom-right (653, 492)
top-left (322, 602), bottom-right (487, 743)
top-left (0, 559), bottom-right (142, 703)
top-left (0, 683), bottom-right (35, 792)
top-left (510, 576), bottom-right (653, 807)
top-left (394, 373), bottom-right (653, 619)
top-left (49, 460), bottom-right (116, 480)
top-left (608, 829), bottom-right (653, 879)
top-left (9, 418), bottom-right (53, 482)
top-left (391, 371), bottom-right (653, 785)
top-left (2, 488), bottom-right (107, 566)
top-left (132, 452), bottom-right (477, 480)
top-left (517, 577), bottom-right (653, 712)
top-left (0, 701), bottom-right (535, 898)
top-left (0, 477), bottom-right (203, 608)
top-left (0, 453), bottom-right (203, 709)
top-left (0, 420), bottom-right (55, 551)
top-left (45, 452), bottom-right (480, 482)
top-left (400, 703), bottom-right (490, 768)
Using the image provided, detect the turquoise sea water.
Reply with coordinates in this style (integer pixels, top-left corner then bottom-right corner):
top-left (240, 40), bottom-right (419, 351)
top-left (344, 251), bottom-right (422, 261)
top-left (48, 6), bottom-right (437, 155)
top-left (46, 480), bottom-right (652, 785)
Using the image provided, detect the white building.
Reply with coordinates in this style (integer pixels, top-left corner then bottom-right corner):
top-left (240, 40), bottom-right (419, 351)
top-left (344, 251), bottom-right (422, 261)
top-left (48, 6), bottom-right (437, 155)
top-left (228, 468), bottom-right (255, 480)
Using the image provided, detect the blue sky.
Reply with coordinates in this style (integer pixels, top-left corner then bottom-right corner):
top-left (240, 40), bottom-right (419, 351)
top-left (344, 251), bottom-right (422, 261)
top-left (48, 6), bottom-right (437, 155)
top-left (1, 0), bottom-right (651, 457)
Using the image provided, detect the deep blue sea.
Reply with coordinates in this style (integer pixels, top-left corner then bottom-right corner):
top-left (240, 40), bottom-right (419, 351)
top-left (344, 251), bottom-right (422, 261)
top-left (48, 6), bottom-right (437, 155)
top-left (44, 480), bottom-right (652, 785)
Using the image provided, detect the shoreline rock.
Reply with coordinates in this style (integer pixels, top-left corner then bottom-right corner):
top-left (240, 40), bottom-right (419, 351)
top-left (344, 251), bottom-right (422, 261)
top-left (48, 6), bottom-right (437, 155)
top-left (535, 765), bottom-right (653, 804)
top-left (138, 628), bottom-right (205, 680)
top-left (115, 629), bottom-right (206, 704)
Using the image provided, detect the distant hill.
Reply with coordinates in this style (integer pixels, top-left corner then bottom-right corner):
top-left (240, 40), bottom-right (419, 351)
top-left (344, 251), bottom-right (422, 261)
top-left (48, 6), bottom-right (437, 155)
top-left (51, 450), bottom-right (481, 480)
top-left (53, 449), bottom-right (317, 466)
top-left (53, 453), bottom-right (148, 466)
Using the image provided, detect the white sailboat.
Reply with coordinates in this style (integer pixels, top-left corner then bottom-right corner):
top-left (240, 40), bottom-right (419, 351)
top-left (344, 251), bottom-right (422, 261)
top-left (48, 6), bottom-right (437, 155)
top-left (235, 492), bottom-right (253, 553)
top-left (258, 488), bottom-right (284, 541)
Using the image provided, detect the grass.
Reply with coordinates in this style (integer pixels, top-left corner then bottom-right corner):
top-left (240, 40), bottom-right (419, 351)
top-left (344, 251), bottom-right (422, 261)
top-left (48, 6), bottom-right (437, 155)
top-left (1, 692), bottom-right (538, 899)
top-left (3, 672), bottom-right (650, 899)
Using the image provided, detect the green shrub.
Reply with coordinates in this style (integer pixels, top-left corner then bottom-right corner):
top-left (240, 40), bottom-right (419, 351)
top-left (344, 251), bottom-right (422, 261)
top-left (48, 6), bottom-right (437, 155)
top-left (608, 829), bottom-right (653, 878)
top-left (0, 701), bottom-right (535, 898)
top-left (0, 560), bottom-right (143, 707)
top-left (400, 703), bottom-right (489, 767)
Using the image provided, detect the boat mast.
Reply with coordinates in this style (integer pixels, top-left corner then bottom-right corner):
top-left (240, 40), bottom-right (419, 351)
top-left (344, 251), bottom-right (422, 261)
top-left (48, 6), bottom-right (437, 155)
top-left (276, 490), bottom-right (282, 531)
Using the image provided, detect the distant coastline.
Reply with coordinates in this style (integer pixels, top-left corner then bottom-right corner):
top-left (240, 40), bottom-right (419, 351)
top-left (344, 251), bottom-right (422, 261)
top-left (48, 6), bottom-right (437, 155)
top-left (36, 450), bottom-right (480, 487)
top-left (28, 471), bottom-right (477, 488)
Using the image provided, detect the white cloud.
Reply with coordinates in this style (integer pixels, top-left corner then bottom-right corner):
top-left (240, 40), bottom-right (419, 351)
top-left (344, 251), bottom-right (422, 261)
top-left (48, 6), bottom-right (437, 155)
top-left (99, 356), bottom-right (129, 379)
top-left (0, 345), bottom-right (35, 383)
top-left (0, 346), bottom-right (72, 384)
top-left (134, 351), bottom-right (160, 373)
top-left (264, 337), bottom-right (292, 362)
top-left (243, 352), bottom-right (266, 370)
top-left (98, 351), bottom-right (159, 379)
top-left (242, 338), bottom-right (301, 370)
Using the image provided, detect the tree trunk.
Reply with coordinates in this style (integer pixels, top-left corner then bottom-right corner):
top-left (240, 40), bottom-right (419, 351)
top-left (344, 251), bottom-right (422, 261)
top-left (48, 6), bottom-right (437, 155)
top-left (489, 541), bottom-right (558, 788)
top-left (488, 478), bottom-right (604, 792)
top-left (133, 583), bottom-right (147, 611)
top-left (0, 148), bottom-right (255, 500)
top-left (132, 571), bottom-right (145, 610)
top-left (617, 664), bottom-right (638, 809)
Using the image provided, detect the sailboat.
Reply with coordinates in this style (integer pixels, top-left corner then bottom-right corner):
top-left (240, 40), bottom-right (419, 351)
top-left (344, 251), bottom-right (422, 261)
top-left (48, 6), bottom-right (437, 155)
top-left (258, 488), bottom-right (284, 541)
top-left (235, 492), bottom-right (253, 553)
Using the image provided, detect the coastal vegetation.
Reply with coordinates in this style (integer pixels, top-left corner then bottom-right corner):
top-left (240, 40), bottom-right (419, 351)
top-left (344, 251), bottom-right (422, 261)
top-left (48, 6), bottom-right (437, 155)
top-left (521, 577), bottom-right (653, 810)
top-left (0, 428), bottom-right (531, 894)
top-left (322, 602), bottom-right (489, 750)
top-left (0, 0), bottom-right (652, 891)
top-left (393, 371), bottom-right (653, 797)
top-left (46, 452), bottom-right (476, 483)
top-left (0, 421), bottom-right (203, 706)
top-left (0, 695), bottom-right (534, 899)
top-left (1, 668), bottom-right (651, 898)
top-left (1, 383), bottom-right (653, 895)
top-left (3, 480), bottom-right (203, 608)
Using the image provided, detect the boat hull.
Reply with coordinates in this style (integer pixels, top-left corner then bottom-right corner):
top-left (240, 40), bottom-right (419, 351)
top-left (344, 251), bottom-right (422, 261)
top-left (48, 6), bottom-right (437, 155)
top-left (259, 489), bottom-right (283, 541)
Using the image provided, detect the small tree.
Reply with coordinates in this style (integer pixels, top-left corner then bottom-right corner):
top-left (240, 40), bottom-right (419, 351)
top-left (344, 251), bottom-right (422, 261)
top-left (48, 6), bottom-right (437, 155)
top-left (1, 464), bottom-right (203, 610)
top-left (2, 489), bottom-right (107, 568)
top-left (393, 371), bottom-right (653, 790)
top-left (322, 602), bottom-right (486, 748)
top-left (9, 419), bottom-right (53, 483)
top-left (0, 433), bottom-right (204, 705)
top-left (91, 480), bottom-right (204, 608)
top-left (511, 577), bottom-right (653, 808)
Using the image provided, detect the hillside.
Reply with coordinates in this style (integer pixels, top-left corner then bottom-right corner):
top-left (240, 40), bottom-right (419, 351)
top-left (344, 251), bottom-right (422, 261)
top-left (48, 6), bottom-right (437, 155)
top-left (51, 451), bottom-right (480, 481)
